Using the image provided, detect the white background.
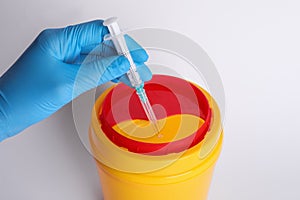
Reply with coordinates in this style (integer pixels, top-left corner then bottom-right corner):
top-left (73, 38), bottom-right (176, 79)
top-left (1, 0), bottom-right (300, 199)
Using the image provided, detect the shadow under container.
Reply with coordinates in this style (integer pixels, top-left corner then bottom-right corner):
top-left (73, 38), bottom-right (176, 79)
top-left (89, 75), bottom-right (223, 200)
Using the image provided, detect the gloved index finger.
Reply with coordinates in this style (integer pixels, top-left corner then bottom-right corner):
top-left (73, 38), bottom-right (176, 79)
top-left (47, 20), bottom-right (109, 63)
top-left (77, 35), bottom-right (148, 65)
top-left (66, 20), bottom-right (109, 48)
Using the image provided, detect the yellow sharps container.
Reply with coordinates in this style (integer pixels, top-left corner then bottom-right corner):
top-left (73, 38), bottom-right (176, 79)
top-left (89, 75), bottom-right (223, 200)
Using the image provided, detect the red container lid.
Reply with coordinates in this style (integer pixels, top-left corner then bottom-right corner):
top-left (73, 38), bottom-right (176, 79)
top-left (99, 75), bottom-right (211, 155)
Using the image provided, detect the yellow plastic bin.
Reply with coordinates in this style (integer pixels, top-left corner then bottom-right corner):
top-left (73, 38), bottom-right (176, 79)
top-left (89, 75), bottom-right (223, 200)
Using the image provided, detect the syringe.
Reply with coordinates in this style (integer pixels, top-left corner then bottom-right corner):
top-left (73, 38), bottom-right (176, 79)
top-left (103, 17), bottom-right (159, 132)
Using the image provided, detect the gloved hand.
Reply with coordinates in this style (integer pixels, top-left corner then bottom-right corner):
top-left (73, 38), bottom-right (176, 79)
top-left (0, 20), bottom-right (151, 142)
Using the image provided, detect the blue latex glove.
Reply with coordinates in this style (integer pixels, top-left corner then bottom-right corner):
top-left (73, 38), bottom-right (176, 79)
top-left (0, 20), bottom-right (151, 142)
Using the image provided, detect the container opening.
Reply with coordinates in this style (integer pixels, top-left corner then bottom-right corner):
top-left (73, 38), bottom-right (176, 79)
top-left (99, 75), bottom-right (211, 155)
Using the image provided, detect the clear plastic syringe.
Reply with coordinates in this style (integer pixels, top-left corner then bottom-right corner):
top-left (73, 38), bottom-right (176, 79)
top-left (103, 17), bottom-right (159, 132)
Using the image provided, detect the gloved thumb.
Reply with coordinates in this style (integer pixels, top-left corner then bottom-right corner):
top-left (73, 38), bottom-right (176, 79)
top-left (71, 54), bottom-right (130, 98)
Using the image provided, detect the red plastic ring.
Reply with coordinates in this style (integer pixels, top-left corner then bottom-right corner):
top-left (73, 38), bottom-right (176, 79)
top-left (99, 75), bottom-right (211, 155)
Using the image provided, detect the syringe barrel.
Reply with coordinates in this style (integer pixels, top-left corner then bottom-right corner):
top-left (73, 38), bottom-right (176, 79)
top-left (104, 17), bottom-right (142, 87)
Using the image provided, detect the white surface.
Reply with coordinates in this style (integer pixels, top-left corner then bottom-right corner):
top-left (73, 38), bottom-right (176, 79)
top-left (1, 0), bottom-right (300, 199)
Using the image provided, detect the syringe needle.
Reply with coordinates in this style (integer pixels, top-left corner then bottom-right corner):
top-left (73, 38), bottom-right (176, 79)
top-left (136, 86), bottom-right (159, 133)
